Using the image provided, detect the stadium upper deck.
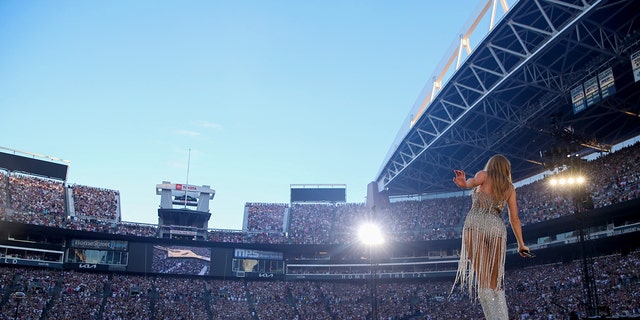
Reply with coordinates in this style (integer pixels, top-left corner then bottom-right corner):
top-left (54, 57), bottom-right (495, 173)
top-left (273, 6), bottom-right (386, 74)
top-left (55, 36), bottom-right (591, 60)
top-left (377, 0), bottom-right (640, 196)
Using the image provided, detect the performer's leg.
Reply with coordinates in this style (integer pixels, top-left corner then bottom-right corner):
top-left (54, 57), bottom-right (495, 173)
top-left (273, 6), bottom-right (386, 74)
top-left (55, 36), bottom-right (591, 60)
top-left (472, 233), bottom-right (494, 319)
top-left (477, 236), bottom-right (508, 320)
top-left (491, 236), bottom-right (508, 320)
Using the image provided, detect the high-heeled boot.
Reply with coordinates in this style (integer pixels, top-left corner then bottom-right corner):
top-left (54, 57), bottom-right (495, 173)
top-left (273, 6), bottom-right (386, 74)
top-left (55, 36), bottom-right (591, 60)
top-left (478, 289), bottom-right (508, 320)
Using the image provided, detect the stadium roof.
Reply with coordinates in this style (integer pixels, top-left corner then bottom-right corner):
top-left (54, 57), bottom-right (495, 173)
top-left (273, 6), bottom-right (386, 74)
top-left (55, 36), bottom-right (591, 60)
top-left (377, 0), bottom-right (640, 197)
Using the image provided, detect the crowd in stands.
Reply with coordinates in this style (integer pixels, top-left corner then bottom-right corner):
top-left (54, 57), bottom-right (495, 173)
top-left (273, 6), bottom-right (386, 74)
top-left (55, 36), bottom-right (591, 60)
top-left (71, 184), bottom-right (119, 221)
top-left (245, 203), bottom-right (288, 232)
top-left (0, 250), bottom-right (637, 319)
top-left (0, 170), bottom-right (8, 207)
top-left (206, 280), bottom-right (252, 320)
top-left (46, 270), bottom-right (107, 319)
top-left (588, 143), bottom-right (640, 208)
top-left (8, 174), bottom-right (65, 216)
top-left (332, 203), bottom-right (373, 244)
top-left (153, 276), bottom-right (209, 320)
top-left (0, 142), bottom-right (639, 246)
top-left (289, 203), bottom-right (335, 244)
top-left (103, 273), bottom-right (153, 320)
top-left (207, 230), bottom-right (246, 243)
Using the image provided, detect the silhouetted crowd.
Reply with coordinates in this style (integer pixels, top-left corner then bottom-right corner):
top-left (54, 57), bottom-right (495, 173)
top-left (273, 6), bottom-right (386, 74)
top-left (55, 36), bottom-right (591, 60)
top-left (0, 250), bottom-right (637, 319)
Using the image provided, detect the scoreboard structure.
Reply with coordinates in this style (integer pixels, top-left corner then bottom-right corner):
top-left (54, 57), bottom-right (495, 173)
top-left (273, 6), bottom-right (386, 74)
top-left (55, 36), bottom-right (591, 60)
top-left (0, 147), bottom-right (69, 181)
top-left (156, 181), bottom-right (215, 241)
top-left (290, 184), bottom-right (346, 203)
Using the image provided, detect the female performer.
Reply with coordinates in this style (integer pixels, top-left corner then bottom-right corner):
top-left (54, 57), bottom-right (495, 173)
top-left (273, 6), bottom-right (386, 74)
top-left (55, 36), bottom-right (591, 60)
top-left (451, 154), bottom-right (530, 319)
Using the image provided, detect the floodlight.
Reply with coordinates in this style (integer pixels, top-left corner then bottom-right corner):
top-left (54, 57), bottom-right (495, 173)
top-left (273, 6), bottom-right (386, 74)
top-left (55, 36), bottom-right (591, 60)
top-left (358, 223), bottom-right (384, 246)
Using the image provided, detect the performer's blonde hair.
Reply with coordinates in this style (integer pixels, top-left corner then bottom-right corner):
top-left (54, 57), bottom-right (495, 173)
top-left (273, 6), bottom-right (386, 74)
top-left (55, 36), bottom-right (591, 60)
top-left (484, 154), bottom-right (512, 201)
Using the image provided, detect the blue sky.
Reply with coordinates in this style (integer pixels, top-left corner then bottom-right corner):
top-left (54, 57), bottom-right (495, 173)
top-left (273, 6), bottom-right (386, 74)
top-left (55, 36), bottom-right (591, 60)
top-left (0, 0), bottom-right (513, 230)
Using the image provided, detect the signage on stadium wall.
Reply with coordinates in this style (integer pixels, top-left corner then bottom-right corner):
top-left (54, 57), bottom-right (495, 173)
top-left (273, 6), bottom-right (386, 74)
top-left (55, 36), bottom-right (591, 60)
top-left (234, 249), bottom-right (283, 260)
top-left (631, 49), bottom-right (640, 82)
top-left (1, 258), bottom-right (63, 269)
top-left (156, 182), bottom-right (214, 194)
top-left (234, 271), bottom-right (284, 280)
top-left (169, 229), bottom-right (198, 236)
top-left (66, 263), bottom-right (126, 272)
top-left (285, 271), bottom-right (456, 281)
top-left (70, 239), bottom-right (129, 251)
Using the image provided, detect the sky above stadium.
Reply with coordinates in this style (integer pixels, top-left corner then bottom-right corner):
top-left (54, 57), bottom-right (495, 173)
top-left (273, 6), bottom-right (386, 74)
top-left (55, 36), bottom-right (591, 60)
top-left (0, 0), bottom-right (515, 230)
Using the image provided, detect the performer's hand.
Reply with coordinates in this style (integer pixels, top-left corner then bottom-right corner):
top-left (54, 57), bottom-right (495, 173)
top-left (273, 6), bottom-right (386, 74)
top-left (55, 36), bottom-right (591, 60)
top-left (518, 245), bottom-right (531, 258)
top-left (453, 170), bottom-right (466, 188)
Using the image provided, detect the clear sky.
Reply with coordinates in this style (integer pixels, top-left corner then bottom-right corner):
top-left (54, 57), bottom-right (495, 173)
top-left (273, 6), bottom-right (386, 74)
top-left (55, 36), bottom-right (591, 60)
top-left (0, 0), bottom-right (513, 230)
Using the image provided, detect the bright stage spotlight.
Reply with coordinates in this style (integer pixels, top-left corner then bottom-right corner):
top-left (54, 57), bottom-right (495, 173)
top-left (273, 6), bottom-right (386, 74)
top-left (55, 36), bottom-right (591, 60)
top-left (549, 175), bottom-right (586, 187)
top-left (358, 223), bottom-right (384, 246)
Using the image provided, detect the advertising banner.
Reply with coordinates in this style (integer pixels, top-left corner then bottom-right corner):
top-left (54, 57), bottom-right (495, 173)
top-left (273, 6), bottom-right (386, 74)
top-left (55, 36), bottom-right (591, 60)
top-left (571, 85), bottom-right (586, 114)
top-left (631, 50), bottom-right (640, 82)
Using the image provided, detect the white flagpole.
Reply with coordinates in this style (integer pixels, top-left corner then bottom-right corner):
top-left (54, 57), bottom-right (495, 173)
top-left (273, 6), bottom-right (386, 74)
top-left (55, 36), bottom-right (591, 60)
top-left (184, 148), bottom-right (191, 208)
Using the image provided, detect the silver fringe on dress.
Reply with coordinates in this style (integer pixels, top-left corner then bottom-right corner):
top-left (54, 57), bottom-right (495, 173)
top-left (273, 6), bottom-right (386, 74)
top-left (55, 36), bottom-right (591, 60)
top-left (452, 189), bottom-right (507, 300)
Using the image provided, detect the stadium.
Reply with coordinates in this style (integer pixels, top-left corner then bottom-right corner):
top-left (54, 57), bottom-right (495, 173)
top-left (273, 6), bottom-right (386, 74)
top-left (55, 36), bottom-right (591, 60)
top-left (1, 0), bottom-right (640, 319)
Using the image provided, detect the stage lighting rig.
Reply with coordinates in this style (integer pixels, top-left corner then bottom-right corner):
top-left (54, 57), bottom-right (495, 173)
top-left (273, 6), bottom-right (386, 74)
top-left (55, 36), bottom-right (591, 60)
top-left (551, 126), bottom-right (611, 153)
top-left (548, 171), bottom-right (598, 316)
top-left (540, 123), bottom-right (611, 170)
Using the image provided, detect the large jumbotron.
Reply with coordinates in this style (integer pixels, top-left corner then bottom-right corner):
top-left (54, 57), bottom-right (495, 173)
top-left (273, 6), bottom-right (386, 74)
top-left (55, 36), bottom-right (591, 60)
top-left (0, 0), bottom-right (639, 319)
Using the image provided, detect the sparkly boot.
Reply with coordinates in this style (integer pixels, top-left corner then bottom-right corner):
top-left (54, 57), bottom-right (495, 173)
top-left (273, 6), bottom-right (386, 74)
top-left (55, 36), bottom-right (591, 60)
top-left (478, 289), bottom-right (508, 320)
top-left (478, 289), bottom-right (495, 319)
top-left (493, 289), bottom-right (508, 320)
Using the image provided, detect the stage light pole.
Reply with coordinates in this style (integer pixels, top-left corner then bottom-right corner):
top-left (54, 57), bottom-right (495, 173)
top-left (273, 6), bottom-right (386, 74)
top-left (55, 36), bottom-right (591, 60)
top-left (358, 223), bottom-right (384, 320)
top-left (549, 174), bottom-right (598, 317)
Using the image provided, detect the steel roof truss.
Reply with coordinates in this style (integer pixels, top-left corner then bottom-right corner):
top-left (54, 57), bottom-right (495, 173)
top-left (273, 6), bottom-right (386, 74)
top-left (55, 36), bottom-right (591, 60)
top-left (522, 63), bottom-right (564, 90)
top-left (416, 127), bottom-right (438, 139)
top-left (453, 81), bottom-right (486, 95)
top-left (540, 0), bottom-right (589, 12)
top-left (452, 83), bottom-right (472, 109)
top-left (470, 66), bottom-right (490, 92)
top-left (440, 99), bottom-right (469, 111)
top-left (570, 21), bottom-right (625, 54)
top-left (488, 45), bottom-right (508, 75)
top-left (533, 0), bottom-right (563, 34)
top-left (507, 21), bottom-right (533, 56)
top-left (447, 126), bottom-right (489, 149)
top-left (488, 42), bottom-right (530, 60)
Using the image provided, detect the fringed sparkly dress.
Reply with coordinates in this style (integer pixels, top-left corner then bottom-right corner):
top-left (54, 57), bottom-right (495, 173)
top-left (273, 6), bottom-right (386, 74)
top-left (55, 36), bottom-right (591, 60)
top-left (452, 187), bottom-right (507, 299)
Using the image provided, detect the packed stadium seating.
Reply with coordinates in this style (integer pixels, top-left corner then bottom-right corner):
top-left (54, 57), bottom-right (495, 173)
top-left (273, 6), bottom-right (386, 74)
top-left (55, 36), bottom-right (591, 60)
top-left (1, 142), bottom-right (638, 245)
top-left (0, 142), bottom-right (638, 319)
top-left (0, 250), bottom-right (637, 319)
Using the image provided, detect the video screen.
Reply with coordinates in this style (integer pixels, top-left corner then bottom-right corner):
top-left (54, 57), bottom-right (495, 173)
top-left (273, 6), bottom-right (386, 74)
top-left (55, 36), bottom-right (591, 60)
top-left (152, 245), bottom-right (211, 275)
